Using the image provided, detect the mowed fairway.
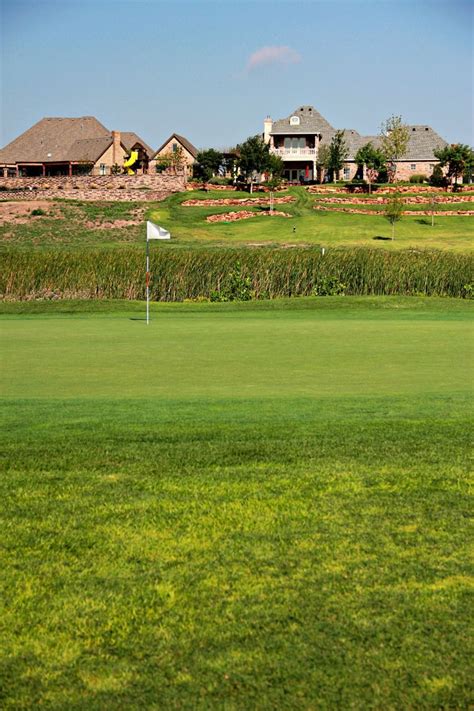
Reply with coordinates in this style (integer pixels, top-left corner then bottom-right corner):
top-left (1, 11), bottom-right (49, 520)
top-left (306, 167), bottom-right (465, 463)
top-left (1, 297), bottom-right (473, 709)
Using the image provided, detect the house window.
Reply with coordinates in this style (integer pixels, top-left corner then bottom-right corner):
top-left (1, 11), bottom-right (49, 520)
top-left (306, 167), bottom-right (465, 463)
top-left (343, 167), bottom-right (351, 180)
top-left (410, 164), bottom-right (416, 170)
top-left (99, 163), bottom-right (107, 175)
top-left (172, 142), bottom-right (178, 153)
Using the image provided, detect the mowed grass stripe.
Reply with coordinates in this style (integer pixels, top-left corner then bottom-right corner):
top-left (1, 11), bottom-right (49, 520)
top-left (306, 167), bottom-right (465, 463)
top-left (0, 298), bottom-right (472, 709)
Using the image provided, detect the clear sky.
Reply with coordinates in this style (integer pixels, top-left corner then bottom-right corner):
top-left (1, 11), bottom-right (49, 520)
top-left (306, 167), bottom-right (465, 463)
top-left (1, 0), bottom-right (472, 151)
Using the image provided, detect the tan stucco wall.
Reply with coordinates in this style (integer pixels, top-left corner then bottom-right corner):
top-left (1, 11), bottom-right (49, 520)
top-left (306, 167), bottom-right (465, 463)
top-left (155, 138), bottom-right (195, 166)
top-left (92, 143), bottom-right (127, 175)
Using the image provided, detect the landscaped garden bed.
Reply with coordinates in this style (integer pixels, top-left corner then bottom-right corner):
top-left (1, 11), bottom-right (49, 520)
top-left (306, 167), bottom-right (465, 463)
top-left (206, 210), bottom-right (291, 223)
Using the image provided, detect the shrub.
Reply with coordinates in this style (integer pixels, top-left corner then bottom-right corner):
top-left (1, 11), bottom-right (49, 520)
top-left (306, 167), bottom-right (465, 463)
top-left (210, 262), bottom-right (253, 302)
top-left (430, 164), bottom-right (447, 187)
top-left (409, 174), bottom-right (428, 184)
top-left (312, 277), bottom-right (346, 296)
top-left (30, 208), bottom-right (46, 217)
top-left (208, 177), bottom-right (232, 186)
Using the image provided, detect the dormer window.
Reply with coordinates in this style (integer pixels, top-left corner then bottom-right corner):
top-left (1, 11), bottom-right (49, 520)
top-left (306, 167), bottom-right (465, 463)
top-left (290, 116), bottom-right (300, 126)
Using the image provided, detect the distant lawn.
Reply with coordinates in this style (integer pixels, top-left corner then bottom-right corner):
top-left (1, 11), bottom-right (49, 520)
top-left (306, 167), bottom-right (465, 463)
top-left (0, 187), bottom-right (472, 251)
top-left (1, 297), bottom-right (473, 709)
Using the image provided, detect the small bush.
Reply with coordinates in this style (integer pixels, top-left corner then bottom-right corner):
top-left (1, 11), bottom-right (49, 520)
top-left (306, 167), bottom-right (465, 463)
top-left (208, 177), bottom-right (232, 186)
top-left (430, 165), bottom-right (447, 187)
top-left (210, 262), bottom-right (253, 302)
top-left (312, 277), bottom-right (346, 296)
top-left (409, 174), bottom-right (428, 184)
top-left (30, 208), bottom-right (46, 217)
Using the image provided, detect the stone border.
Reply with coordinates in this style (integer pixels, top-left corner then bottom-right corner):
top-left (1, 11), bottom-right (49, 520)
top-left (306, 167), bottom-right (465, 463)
top-left (206, 210), bottom-right (291, 223)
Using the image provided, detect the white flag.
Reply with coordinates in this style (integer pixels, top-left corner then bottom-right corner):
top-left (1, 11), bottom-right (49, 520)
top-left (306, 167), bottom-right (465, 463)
top-left (147, 221), bottom-right (171, 240)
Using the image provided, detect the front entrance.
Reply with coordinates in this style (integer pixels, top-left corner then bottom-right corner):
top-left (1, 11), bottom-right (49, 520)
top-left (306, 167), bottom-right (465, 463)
top-left (283, 165), bottom-right (313, 183)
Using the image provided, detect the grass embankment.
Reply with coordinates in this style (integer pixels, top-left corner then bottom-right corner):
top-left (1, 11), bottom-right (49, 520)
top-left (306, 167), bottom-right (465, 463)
top-left (1, 297), bottom-right (472, 709)
top-left (2, 245), bottom-right (472, 300)
top-left (1, 187), bottom-right (473, 251)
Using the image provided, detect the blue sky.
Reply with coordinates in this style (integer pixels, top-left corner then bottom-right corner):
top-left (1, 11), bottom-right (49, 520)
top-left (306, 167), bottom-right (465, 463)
top-left (1, 0), bottom-right (472, 150)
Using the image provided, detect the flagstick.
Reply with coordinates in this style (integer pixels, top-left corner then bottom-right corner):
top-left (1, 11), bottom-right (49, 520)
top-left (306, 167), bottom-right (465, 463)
top-left (146, 238), bottom-right (150, 325)
top-left (145, 221), bottom-right (171, 325)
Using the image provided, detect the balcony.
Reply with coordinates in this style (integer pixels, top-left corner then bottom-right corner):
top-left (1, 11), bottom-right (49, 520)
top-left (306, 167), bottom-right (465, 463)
top-left (271, 147), bottom-right (317, 160)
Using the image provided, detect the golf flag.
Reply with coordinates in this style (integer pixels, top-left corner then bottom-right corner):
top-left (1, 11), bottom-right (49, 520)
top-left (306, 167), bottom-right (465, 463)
top-left (147, 221), bottom-right (171, 240)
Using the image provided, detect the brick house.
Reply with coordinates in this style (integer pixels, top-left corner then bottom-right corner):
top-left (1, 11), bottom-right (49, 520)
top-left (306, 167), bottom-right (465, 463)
top-left (0, 117), bottom-right (153, 177)
top-left (150, 133), bottom-right (198, 172)
top-left (264, 105), bottom-right (448, 183)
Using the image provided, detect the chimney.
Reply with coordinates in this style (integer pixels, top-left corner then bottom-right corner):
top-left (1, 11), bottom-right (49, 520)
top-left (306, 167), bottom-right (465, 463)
top-left (112, 130), bottom-right (121, 164)
top-left (263, 116), bottom-right (273, 145)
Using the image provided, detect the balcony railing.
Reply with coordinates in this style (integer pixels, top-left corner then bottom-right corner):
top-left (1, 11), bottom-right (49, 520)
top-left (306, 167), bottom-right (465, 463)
top-left (272, 147), bottom-right (317, 157)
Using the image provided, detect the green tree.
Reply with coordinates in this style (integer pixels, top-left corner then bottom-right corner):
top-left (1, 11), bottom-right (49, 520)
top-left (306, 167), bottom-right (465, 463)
top-left (384, 193), bottom-right (404, 239)
top-left (237, 135), bottom-right (271, 193)
top-left (354, 142), bottom-right (386, 193)
top-left (328, 130), bottom-right (349, 181)
top-left (265, 153), bottom-right (284, 212)
top-left (429, 164), bottom-right (446, 188)
top-left (380, 115), bottom-right (409, 183)
top-left (316, 144), bottom-right (330, 184)
top-left (193, 149), bottom-right (223, 187)
top-left (434, 143), bottom-right (474, 188)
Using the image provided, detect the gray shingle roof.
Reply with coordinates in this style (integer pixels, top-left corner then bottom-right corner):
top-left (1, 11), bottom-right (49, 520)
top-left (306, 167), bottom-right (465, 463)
top-left (270, 105), bottom-right (334, 136)
top-left (338, 126), bottom-right (447, 161)
top-left (397, 125), bottom-right (447, 160)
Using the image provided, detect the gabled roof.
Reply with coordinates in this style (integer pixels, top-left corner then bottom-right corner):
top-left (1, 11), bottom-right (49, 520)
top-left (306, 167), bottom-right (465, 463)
top-left (0, 118), bottom-right (155, 164)
top-left (121, 132), bottom-right (154, 159)
top-left (304, 124), bottom-right (447, 162)
top-left (67, 136), bottom-right (114, 162)
top-left (153, 133), bottom-right (198, 159)
top-left (270, 105), bottom-right (334, 136)
top-left (398, 125), bottom-right (447, 160)
top-left (333, 126), bottom-right (447, 161)
top-left (0, 116), bottom-right (108, 163)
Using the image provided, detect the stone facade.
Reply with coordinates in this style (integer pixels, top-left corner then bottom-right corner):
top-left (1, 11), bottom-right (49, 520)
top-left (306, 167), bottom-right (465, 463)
top-left (0, 172), bottom-right (186, 201)
top-left (152, 138), bottom-right (196, 168)
top-left (392, 161), bottom-right (437, 181)
top-left (90, 141), bottom-right (127, 175)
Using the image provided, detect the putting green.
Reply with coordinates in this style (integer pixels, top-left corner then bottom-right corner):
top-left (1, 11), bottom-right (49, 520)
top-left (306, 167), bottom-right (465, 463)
top-left (1, 301), bottom-right (471, 399)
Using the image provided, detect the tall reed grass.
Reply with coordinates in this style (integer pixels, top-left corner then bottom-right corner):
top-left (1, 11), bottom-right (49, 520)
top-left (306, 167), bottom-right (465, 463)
top-left (1, 247), bottom-right (472, 300)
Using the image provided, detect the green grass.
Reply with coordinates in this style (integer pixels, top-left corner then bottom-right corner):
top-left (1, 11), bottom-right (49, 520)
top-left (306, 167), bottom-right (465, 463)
top-left (1, 188), bottom-right (472, 251)
top-left (1, 297), bottom-right (473, 709)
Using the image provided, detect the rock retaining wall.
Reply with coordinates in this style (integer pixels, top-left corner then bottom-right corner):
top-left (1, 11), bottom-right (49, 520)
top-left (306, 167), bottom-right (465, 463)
top-left (0, 173), bottom-right (186, 202)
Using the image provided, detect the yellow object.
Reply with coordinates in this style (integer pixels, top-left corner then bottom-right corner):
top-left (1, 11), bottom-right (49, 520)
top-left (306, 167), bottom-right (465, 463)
top-left (123, 150), bottom-right (139, 175)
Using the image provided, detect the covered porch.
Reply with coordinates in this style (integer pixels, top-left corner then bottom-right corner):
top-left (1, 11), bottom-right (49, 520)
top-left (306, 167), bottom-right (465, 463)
top-left (282, 161), bottom-right (316, 184)
top-left (15, 162), bottom-right (94, 177)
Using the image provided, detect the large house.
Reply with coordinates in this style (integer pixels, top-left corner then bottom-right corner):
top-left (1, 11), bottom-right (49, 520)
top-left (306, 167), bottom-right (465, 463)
top-left (0, 117), bottom-right (153, 176)
top-left (264, 105), bottom-right (448, 183)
